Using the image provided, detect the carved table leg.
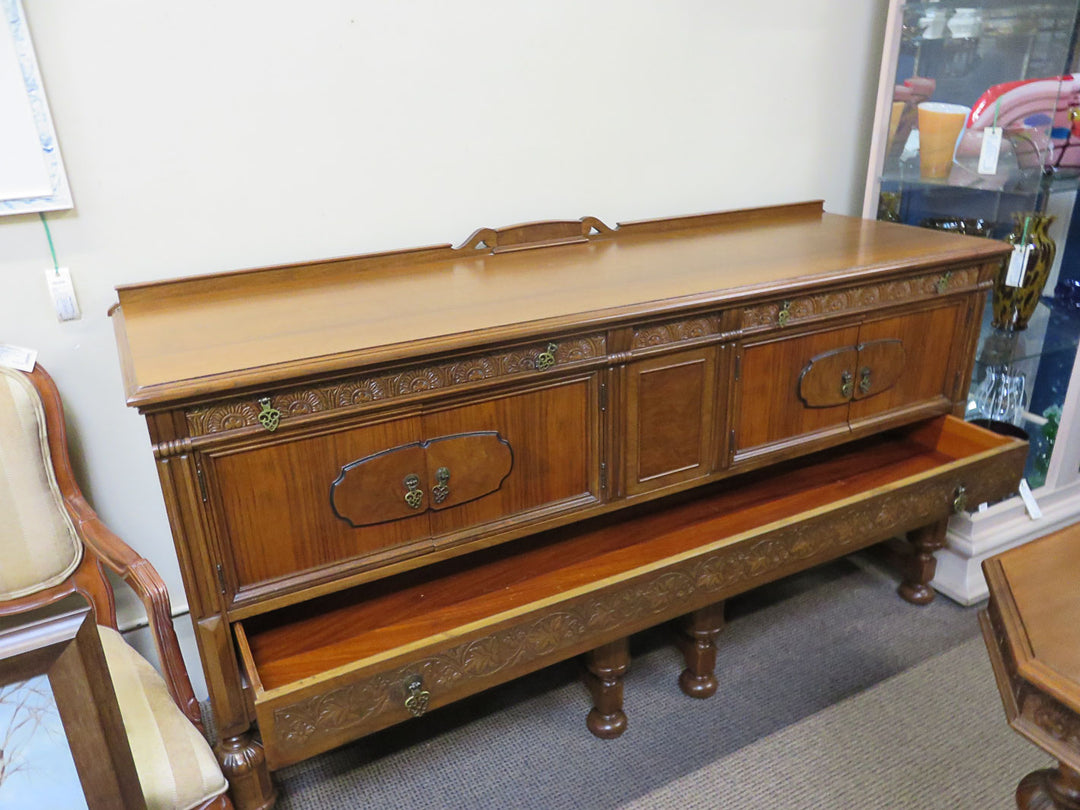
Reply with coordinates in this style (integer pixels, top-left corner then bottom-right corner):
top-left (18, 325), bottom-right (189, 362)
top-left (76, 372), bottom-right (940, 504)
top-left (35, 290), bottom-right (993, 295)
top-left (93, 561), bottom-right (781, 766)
top-left (898, 517), bottom-right (949, 605)
top-left (676, 600), bottom-right (725, 699)
top-left (583, 637), bottom-right (630, 739)
top-left (1017, 764), bottom-right (1080, 810)
top-left (216, 729), bottom-right (278, 810)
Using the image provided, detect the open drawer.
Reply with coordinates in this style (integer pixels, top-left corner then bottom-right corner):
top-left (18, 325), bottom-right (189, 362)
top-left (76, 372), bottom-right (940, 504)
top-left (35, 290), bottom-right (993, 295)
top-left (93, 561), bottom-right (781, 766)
top-left (235, 415), bottom-right (1026, 768)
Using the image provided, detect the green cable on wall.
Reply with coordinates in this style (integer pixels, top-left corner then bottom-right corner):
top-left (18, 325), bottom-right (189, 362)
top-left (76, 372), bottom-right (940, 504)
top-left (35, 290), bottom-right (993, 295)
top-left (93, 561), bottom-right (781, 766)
top-left (39, 211), bottom-right (59, 273)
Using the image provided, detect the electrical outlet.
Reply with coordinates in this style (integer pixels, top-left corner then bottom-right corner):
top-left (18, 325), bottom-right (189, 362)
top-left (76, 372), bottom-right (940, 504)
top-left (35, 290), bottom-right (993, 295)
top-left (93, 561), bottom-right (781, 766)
top-left (44, 267), bottom-right (81, 321)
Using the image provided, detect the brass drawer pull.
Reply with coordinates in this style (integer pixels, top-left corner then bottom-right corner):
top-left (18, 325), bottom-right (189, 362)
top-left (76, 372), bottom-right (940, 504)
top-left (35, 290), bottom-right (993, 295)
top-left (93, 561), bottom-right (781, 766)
top-left (778, 300), bottom-right (792, 327)
top-left (859, 367), bottom-right (872, 395)
top-left (403, 474), bottom-right (424, 510)
top-left (935, 272), bottom-right (952, 294)
top-left (404, 675), bottom-right (430, 717)
top-left (535, 342), bottom-right (558, 372)
top-left (953, 485), bottom-right (968, 514)
top-left (257, 398), bottom-right (281, 432)
top-left (432, 466), bottom-right (450, 504)
top-left (840, 370), bottom-right (854, 399)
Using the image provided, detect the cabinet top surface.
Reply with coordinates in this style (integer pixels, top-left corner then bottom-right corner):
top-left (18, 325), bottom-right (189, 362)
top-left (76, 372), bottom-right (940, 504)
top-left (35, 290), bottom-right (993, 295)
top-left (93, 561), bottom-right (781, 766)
top-left (995, 523), bottom-right (1080, 698)
top-left (111, 202), bottom-right (1007, 408)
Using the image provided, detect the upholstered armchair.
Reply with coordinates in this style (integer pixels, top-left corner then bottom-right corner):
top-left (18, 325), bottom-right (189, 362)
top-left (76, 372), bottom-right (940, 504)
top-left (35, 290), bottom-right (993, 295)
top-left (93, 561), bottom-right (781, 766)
top-left (0, 363), bottom-right (231, 810)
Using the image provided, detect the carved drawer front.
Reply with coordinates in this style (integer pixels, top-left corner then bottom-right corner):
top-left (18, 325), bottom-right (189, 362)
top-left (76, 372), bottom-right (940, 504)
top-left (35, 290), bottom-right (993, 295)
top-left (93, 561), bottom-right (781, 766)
top-left (739, 264), bottom-right (984, 332)
top-left (183, 333), bottom-right (607, 438)
top-left (234, 414), bottom-right (1026, 771)
top-left (623, 347), bottom-right (721, 496)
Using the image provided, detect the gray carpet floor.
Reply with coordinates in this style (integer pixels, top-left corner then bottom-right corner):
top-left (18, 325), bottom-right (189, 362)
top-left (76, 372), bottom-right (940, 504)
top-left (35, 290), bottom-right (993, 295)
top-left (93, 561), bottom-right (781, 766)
top-left (252, 553), bottom-right (1050, 809)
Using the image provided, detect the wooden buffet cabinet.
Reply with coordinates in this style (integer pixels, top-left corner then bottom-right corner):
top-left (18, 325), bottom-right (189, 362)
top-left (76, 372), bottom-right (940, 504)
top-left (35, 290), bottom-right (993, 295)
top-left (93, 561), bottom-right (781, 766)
top-left (111, 201), bottom-right (1028, 808)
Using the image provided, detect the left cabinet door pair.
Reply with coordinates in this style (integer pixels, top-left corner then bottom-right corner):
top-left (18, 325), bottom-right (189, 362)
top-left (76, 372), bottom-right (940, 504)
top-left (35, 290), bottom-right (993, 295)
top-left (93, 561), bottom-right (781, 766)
top-left (205, 374), bottom-right (601, 597)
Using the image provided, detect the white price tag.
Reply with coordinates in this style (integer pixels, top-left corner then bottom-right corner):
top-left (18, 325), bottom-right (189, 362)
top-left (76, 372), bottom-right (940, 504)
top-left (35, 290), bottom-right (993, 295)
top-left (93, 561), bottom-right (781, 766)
top-left (977, 126), bottom-right (1003, 175)
top-left (1018, 479), bottom-right (1043, 520)
top-left (0, 344), bottom-right (38, 372)
top-left (44, 267), bottom-right (81, 321)
top-left (1004, 243), bottom-right (1034, 287)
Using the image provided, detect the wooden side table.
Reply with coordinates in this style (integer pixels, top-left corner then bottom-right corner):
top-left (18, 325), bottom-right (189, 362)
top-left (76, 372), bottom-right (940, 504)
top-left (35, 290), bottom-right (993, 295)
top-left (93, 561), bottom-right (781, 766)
top-left (981, 522), bottom-right (1080, 810)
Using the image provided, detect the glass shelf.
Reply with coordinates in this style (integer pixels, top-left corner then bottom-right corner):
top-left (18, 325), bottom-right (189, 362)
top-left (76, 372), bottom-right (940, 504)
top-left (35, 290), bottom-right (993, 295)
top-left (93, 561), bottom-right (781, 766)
top-left (966, 293), bottom-right (1080, 486)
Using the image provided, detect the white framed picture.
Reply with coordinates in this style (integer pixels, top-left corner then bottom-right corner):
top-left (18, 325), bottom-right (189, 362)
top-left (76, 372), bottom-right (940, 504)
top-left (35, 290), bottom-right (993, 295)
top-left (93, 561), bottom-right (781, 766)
top-left (0, 0), bottom-right (71, 216)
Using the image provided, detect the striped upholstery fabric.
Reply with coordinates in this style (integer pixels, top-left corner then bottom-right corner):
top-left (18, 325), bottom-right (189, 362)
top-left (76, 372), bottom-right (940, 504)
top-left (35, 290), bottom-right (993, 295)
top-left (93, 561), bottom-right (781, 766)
top-left (0, 366), bottom-right (82, 600)
top-left (99, 626), bottom-right (228, 810)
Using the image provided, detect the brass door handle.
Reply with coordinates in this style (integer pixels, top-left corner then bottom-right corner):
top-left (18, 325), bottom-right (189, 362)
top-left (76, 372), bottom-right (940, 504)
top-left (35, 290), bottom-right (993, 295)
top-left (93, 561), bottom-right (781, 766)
top-left (535, 342), bottom-right (558, 372)
top-left (840, 370), bottom-right (854, 399)
top-left (403, 474), bottom-right (424, 510)
top-left (778, 300), bottom-right (792, 327)
top-left (432, 466), bottom-right (450, 505)
top-left (935, 272), bottom-right (952, 294)
top-left (404, 675), bottom-right (430, 717)
top-left (257, 397), bottom-right (281, 432)
top-left (859, 367), bottom-right (872, 395)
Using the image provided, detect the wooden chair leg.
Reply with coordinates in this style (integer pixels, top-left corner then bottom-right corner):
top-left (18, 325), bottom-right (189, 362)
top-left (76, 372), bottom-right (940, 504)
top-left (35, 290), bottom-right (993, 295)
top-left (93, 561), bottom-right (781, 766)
top-left (583, 637), bottom-right (629, 739)
top-left (897, 518), bottom-right (949, 605)
top-left (1017, 763), bottom-right (1080, 810)
top-left (216, 729), bottom-right (278, 810)
top-left (676, 600), bottom-right (725, 698)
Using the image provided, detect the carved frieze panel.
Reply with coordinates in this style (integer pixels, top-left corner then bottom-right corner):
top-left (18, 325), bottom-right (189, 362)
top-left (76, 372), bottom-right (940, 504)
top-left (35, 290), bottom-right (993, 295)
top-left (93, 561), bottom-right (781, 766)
top-left (741, 266), bottom-right (985, 331)
top-left (185, 334), bottom-right (606, 436)
top-left (631, 315), bottom-right (723, 350)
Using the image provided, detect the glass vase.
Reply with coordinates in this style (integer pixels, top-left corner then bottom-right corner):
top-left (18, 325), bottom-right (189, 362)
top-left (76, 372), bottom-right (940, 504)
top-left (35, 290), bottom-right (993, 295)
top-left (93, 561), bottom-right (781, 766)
top-left (992, 212), bottom-right (1056, 331)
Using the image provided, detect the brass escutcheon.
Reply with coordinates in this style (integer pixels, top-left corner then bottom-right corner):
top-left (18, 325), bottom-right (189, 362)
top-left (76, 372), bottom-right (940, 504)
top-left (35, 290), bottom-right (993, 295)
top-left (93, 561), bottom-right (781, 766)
top-left (858, 367), bottom-right (872, 395)
top-left (257, 398), bottom-right (281, 432)
top-left (953, 484), bottom-right (968, 514)
top-left (432, 466), bottom-right (450, 505)
top-left (935, 272), bottom-right (952, 294)
top-left (840, 370), bottom-right (854, 399)
top-left (778, 300), bottom-right (792, 327)
top-left (403, 474), bottom-right (423, 510)
top-left (535, 342), bottom-right (559, 372)
top-left (404, 675), bottom-right (430, 718)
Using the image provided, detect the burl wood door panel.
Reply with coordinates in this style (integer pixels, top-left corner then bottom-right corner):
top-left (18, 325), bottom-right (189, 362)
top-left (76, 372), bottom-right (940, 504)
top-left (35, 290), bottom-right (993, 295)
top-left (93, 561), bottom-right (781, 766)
top-left (209, 415), bottom-right (431, 591)
top-left (423, 375), bottom-right (601, 542)
top-left (848, 302), bottom-right (964, 427)
top-left (734, 323), bottom-right (860, 461)
top-left (623, 347), bottom-right (719, 496)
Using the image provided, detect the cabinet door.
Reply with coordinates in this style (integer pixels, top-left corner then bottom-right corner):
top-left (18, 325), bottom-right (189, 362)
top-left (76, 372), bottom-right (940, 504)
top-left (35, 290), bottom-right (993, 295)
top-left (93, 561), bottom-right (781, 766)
top-left (733, 323), bottom-right (860, 463)
top-left (209, 415), bottom-right (431, 593)
top-left (423, 375), bottom-right (601, 542)
top-left (623, 347), bottom-right (719, 496)
top-left (848, 302), bottom-right (966, 428)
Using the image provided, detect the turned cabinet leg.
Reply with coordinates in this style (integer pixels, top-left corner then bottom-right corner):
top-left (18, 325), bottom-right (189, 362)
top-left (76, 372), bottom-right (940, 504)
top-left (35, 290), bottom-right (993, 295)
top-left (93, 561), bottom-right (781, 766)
top-left (676, 601), bottom-right (725, 699)
top-left (1017, 763), bottom-right (1080, 810)
top-left (583, 637), bottom-right (630, 739)
top-left (898, 518), bottom-right (949, 606)
top-left (216, 730), bottom-right (278, 810)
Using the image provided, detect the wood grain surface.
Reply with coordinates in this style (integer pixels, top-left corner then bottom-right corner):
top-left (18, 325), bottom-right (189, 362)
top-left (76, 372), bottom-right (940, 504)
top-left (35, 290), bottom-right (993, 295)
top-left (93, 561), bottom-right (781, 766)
top-left (111, 203), bottom-right (1009, 408)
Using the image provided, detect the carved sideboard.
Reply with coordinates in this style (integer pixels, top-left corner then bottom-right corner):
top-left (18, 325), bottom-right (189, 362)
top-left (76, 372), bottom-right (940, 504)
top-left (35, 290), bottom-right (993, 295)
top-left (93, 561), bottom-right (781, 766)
top-left (111, 201), bottom-right (1027, 809)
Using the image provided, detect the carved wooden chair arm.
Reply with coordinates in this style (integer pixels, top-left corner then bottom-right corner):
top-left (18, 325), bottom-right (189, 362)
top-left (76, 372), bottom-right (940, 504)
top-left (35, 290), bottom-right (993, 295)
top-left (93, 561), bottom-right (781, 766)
top-left (67, 492), bottom-right (204, 731)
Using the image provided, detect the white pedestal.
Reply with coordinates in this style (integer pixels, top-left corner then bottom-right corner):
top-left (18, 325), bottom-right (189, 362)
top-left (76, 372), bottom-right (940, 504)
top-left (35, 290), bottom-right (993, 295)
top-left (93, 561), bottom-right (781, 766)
top-left (934, 478), bottom-right (1080, 605)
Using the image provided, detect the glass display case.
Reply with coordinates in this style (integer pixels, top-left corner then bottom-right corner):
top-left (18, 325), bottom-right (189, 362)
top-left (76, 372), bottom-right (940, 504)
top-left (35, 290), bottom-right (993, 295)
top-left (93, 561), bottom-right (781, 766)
top-left (863, 0), bottom-right (1080, 603)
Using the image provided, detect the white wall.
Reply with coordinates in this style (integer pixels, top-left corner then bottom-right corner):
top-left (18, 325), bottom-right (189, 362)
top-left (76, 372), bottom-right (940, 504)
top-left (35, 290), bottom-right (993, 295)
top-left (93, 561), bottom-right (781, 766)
top-left (1, 0), bottom-right (888, 696)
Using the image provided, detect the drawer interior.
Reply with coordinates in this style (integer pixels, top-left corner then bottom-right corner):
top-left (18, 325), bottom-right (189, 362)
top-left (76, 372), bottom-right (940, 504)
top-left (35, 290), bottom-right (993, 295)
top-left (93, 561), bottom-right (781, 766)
top-left (238, 414), bottom-right (1021, 694)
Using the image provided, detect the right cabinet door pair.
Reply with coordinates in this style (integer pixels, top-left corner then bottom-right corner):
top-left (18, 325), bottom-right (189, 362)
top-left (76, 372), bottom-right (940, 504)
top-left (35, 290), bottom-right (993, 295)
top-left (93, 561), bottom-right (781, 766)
top-left (733, 300), bottom-right (970, 464)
